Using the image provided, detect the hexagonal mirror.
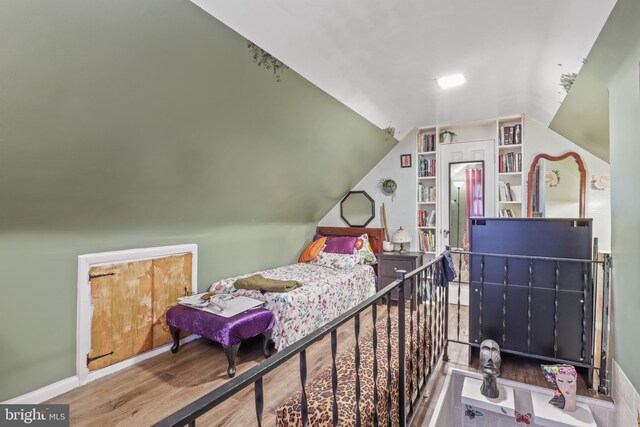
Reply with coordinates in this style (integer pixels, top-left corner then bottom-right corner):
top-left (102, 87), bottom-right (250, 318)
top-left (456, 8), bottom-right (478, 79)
top-left (340, 191), bottom-right (375, 227)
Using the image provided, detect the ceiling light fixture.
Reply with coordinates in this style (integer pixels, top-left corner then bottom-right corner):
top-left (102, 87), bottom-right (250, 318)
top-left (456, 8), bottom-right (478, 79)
top-left (436, 74), bottom-right (466, 89)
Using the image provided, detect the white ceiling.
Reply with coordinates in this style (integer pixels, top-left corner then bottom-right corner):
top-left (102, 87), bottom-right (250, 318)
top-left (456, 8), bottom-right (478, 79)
top-left (191, 0), bottom-right (615, 139)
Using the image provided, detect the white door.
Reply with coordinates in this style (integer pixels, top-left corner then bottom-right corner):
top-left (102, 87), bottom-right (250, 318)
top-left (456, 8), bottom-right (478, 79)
top-left (438, 139), bottom-right (495, 305)
top-left (438, 139), bottom-right (496, 250)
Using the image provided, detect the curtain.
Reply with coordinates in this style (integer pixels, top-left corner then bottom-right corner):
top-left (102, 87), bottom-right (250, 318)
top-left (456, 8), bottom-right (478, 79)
top-left (463, 168), bottom-right (483, 249)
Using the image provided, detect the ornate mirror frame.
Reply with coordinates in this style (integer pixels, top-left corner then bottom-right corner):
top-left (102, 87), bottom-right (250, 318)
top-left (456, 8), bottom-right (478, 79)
top-left (527, 151), bottom-right (587, 217)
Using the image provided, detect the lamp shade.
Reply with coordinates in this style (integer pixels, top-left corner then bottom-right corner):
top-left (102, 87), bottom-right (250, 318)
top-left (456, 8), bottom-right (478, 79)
top-left (391, 227), bottom-right (411, 244)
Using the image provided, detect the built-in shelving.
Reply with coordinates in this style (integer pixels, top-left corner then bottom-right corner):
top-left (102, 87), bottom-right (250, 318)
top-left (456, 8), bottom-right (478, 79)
top-left (416, 128), bottom-right (437, 256)
top-left (414, 116), bottom-right (526, 256)
top-left (497, 116), bottom-right (524, 218)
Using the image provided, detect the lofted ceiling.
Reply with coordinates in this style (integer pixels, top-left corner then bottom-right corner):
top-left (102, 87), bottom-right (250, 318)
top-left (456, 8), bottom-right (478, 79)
top-left (191, 0), bottom-right (615, 138)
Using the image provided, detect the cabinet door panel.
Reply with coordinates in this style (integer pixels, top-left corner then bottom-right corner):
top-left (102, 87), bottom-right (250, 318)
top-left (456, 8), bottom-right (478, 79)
top-left (88, 260), bottom-right (153, 371)
top-left (152, 254), bottom-right (192, 347)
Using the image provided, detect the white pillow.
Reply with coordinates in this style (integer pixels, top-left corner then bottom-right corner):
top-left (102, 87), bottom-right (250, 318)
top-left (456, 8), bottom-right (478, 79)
top-left (310, 251), bottom-right (358, 269)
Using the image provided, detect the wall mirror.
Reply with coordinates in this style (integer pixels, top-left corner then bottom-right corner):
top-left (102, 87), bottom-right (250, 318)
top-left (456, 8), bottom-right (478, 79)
top-left (340, 191), bottom-right (375, 227)
top-left (449, 161), bottom-right (484, 250)
top-left (527, 152), bottom-right (586, 218)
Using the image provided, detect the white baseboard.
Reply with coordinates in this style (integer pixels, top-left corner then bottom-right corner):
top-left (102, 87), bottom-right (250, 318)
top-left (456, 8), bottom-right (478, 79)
top-left (81, 335), bottom-right (198, 386)
top-left (3, 376), bottom-right (79, 405)
top-left (2, 335), bottom-right (199, 404)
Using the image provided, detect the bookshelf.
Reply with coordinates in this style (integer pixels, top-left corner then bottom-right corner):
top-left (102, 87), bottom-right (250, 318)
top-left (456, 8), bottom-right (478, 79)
top-left (497, 116), bottom-right (524, 218)
top-left (417, 128), bottom-right (437, 256)
top-left (414, 116), bottom-right (525, 257)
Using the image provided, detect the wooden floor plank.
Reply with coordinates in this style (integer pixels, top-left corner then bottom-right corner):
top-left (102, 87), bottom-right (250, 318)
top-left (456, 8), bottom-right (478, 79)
top-left (48, 303), bottom-right (607, 426)
top-left (48, 307), bottom-right (382, 426)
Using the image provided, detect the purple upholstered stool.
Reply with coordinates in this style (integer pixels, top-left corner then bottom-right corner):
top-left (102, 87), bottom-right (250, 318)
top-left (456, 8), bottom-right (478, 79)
top-left (166, 304), bottom-right (275, 377)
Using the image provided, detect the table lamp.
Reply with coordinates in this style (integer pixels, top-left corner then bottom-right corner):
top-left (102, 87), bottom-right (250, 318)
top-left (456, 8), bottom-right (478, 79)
top-left (391, 227), bottom-right (411, 253)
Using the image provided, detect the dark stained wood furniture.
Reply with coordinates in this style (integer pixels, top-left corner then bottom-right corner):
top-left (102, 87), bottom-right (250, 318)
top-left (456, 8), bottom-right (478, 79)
top-left (377, 251), bottom-right (425, 300)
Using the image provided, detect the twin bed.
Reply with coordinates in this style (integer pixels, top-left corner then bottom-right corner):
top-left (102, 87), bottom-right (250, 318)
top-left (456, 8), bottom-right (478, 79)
top-left (207, 226), bottom-right (385, 351)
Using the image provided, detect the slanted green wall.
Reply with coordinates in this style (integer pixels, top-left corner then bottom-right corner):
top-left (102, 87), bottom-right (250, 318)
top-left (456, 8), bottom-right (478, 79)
top-left (584, 0), bottom-right (640, 391)
top-left (0, 0), bottom-right (394, 400)
top-left (607, 35), bottom-right (640, 391)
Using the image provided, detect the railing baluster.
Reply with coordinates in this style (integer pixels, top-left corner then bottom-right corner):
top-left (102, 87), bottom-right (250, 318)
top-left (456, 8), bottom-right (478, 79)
top-left (554, 261), bottom-right (560, 359)
top-left (502, 258), bottom-right (509, 348)
top-left (331, 329), bottom-right (338, 426)
top-left (409, 278), bottom-right (415, 415)
top-left (438, 267), bottom-right (443, 358)
top-left (599, 254), bottom-right (611, 395)
top-left (416, 272), bottom-right (421, 389)
top-left (582, 261), bottom-right (588, 364)
top-left (479, 255), bottom-right (485, 343)
top-left (429, 268), bottom-right (435, 370)
top-left (444, 261), bottom-right (450, 362)
top-left (354, 313), bottom-right (361, 426)
top-left (527, 260), bottom-right (533, 354)
top-left (300, 350), bottom-right (308, 427)
top-left (397, 271), bottom-right (406, 427)
top-left (387, 292), bottom-right (392, 426)
top-left (423, 267), bottom-right (428, 383)
top-left (254, 378), bottom-right (264, 427)
top-left (592, 239), bottom-right (599, 367)
top-left (372, 302), bottom-right (379, 426)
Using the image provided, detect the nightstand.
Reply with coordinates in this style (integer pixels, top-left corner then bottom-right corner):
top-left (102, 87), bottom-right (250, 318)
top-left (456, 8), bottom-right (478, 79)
top-left (377, 251), bottom-right (425, 300)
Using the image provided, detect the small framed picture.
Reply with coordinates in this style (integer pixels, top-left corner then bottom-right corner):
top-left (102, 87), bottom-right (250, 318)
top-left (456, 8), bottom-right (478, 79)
top-left (400, 154), bottom-right (412, 168)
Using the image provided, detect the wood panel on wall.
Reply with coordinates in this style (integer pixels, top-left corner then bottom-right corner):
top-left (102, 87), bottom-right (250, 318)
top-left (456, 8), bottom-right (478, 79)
top-left (87, 254), bottom-right (191, 371)
top-left (151, 253), bottom-right (192, 348)
top-left (88, 261), bottom-right (154, 371)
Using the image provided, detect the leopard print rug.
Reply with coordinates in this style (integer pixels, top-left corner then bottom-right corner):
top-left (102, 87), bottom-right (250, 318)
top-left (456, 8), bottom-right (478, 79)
top-left (276, 310), bottom-right (430, 427)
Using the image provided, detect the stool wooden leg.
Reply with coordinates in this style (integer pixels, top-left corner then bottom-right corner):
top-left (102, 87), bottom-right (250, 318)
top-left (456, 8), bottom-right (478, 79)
top-left (169, 326), bottom-right (180, 354)
top-left (261, 330), bottom-right (273, 358)
top-left (224, 344), bottom-right (240, 378)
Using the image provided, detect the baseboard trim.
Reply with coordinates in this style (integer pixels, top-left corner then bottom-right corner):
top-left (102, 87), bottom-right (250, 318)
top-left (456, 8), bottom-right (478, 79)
top-left (81, 335), bottom-right (198, 386)
top-left (3, 335), bottom-right (199, 404)
top-left (2, 377), bottom-right (78, 405)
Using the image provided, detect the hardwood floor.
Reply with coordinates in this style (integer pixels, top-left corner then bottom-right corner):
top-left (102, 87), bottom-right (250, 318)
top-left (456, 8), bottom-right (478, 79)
top-left (48, 307), bottom-right (384, 426)
top-left (48, 301), bottom-right (608, 426)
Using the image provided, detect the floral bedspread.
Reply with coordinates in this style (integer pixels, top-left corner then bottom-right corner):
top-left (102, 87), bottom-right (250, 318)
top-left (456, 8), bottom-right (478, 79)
top-left (208, 263), bottom-right (376, 351)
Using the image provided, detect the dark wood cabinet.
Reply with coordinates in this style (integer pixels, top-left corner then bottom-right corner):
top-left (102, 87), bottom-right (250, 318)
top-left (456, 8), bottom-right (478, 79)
top-left (469, 218), bottom-right (594, 364)
top-left (377, 251), bottom-right (425, 300)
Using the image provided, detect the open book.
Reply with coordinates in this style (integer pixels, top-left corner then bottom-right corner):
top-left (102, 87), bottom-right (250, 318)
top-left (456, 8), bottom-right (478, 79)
top-left (177, 293), bottom-right (264, 318)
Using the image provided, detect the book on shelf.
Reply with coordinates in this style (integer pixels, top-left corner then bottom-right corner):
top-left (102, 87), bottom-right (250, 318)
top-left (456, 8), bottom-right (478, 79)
top-left (499, 124), bottom-right (521, 146)
top-left (500, 126), bottom-right (511, 145)
top-left (418, 229), bottom-right (436, 252)
top-left (499, 182), bottom-right (515, 202)
top-left (418, 183), bottom-right (436, 202)
top-left (418, 158), bottom-right (436, 177)
top-left (499, 208), bottom-right (516, 218)
top-left (499, 152), bottom-right (522, 173)
top-left (417, 209), bottom-right (436, 227)
top-left (418, 132), bottom-right (436, 152)
top-left (513, 124), bottom-right (522, 144)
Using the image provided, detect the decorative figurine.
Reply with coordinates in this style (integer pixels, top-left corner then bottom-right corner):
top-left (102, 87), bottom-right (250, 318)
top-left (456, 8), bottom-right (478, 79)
top-left (541, 364), bottom-right (578, 412)
top-left (479, 339), bottom-right (501, 398)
